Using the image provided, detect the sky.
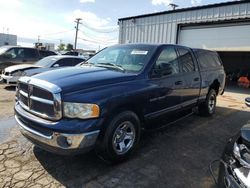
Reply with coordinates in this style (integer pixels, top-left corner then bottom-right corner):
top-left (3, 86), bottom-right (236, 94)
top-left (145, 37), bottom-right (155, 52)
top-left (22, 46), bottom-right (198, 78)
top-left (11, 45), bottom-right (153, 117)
top-left (0, 0), bottom-right (231, 50)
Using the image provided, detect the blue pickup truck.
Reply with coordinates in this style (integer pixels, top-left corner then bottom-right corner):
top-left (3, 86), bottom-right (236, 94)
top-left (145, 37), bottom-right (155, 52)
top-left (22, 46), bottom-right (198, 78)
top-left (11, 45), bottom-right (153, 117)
top-left (14, 44), bottom-right (226, 162)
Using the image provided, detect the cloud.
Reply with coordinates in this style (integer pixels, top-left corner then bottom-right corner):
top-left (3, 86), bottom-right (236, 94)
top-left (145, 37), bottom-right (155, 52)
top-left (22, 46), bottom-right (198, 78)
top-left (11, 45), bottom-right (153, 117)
top-left (66, 10), bottom-right (110, 28)
top-left (79, 0), bottom-right (95, 3)
top-left (152, 0), bottom-right (173, 7)
top-left (0, 3), bottom-right (116, 50)
top-left (0, 0), bottom-right (21, 7)
top-left (191, 0), bottom-right (202, 6)
top-left (65, 10), bottom-right (118, 49)
top-left (0, 3), bottom-right (75, 47)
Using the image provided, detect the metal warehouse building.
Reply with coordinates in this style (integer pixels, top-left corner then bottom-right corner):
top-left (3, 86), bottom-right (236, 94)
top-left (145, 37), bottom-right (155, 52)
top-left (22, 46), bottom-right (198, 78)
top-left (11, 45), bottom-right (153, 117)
top-left (118, 0), bottom-right (250, 76)
top-left (0, 33), bottom-right (17, 47)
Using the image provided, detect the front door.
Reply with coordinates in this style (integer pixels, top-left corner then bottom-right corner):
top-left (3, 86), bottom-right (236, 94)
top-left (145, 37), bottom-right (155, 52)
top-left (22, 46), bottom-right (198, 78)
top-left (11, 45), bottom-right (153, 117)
top-left (145, 46), bottom-right (183, 119)
top-left (0, 48), bottom-right (26, 71)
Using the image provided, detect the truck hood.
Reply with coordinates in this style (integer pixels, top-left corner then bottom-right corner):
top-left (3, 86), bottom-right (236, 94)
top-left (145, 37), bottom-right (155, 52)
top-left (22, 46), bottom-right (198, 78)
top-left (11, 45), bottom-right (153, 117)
top-left (5, 64), bottom-right (40, 73)
top-left (33, 66), bottom-right (138, 94)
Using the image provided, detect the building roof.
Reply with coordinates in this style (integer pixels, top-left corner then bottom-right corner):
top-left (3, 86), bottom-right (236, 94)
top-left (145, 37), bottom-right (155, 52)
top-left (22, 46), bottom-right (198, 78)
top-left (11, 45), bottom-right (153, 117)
top-left (118, 0), bottom-right (250, 21)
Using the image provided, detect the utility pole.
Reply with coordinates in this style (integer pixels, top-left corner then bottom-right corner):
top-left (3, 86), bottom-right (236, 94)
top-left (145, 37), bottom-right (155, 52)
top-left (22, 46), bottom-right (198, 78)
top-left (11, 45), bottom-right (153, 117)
top-left (74, 18), bottom-right (82, 50)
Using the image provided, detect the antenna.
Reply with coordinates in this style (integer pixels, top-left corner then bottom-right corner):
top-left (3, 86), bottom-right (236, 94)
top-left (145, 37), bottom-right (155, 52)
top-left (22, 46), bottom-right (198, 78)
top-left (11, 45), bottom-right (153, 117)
top-left (169, 3), bottom-right (179, 10)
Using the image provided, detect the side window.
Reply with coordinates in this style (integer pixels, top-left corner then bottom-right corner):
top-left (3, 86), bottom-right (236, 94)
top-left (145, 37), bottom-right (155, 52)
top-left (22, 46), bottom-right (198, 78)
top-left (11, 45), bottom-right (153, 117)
top-left (5, 48), bottom-right (24, 59)
top-left (209, 52), bottom-right (222, 67)
top-left (54, 58), bottom-right (72, 67)
top-left (197, 51), bottom-right (209, 70)
top-left (177, 48), bottom-right (195, 73)
top-left (24, 48), bottom-right (38, 59)
top-left (197, 51), bottom-right (222, 70)
top-left (153, 47), bottom-right (179, 77)
top-left (72, 58), bottom-right (85, 66)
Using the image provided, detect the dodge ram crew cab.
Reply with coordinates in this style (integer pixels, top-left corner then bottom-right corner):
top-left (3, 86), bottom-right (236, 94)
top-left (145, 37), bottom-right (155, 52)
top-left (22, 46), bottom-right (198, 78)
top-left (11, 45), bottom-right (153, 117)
top-left (14, 44), bottom-right (226, 162)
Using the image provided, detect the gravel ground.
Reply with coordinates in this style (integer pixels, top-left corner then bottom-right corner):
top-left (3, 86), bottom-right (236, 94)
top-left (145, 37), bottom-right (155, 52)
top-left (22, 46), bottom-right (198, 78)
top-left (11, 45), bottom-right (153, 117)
top-left (0, 83), bottom-right (249, 188)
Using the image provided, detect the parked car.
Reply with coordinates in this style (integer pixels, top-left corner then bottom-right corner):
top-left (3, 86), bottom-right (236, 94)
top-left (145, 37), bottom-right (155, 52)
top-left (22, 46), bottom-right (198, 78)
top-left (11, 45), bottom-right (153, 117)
top-left (39, 50), bottom-right (57, 58)
top-left (1, 55), bottom-right (85, 85)
top-left (14, 44), bottom-right (226, 163)
top-left (218, 97), bottom-right (250, 188)
top-left (246, 97), bottom-right (250, 107)
top-left (63, 51), bottom-right (95, 60)
top-left (0, 46), bottom-right (57, 73)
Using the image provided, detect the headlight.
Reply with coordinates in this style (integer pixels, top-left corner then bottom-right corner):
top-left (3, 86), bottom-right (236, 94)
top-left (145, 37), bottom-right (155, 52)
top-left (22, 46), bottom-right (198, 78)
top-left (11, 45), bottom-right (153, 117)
top-left (63, 102), bottom-right (100, 119)
top-left (233, 143), bottom-right (241, 159)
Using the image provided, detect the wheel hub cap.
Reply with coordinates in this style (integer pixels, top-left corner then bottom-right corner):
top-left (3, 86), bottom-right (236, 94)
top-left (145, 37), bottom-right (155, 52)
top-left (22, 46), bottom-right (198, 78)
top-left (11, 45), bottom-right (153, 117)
top-left (112, 121), bottom-right (135, 155)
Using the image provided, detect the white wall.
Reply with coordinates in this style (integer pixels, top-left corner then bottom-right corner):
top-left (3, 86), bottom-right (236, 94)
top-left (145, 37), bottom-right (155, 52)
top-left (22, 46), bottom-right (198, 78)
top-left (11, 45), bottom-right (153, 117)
top-left (0, 33), bottom-right (17, 46)
top-left (178, 23), bottom-right (250, 51)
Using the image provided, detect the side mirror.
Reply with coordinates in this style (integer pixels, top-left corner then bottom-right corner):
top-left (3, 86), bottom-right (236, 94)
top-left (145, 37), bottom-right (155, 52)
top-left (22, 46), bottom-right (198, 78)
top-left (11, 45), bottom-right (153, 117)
top-left (53, 64), bottom-right (59, 68)
top-left (151, 62), bottom-right (173, 78)
top-left (246, 97), bottom-right (250, 107)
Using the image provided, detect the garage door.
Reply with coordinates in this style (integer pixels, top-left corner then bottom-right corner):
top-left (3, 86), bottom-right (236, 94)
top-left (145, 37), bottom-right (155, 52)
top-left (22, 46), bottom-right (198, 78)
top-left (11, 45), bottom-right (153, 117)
top-left (178, 22), bottom-right (250, 51)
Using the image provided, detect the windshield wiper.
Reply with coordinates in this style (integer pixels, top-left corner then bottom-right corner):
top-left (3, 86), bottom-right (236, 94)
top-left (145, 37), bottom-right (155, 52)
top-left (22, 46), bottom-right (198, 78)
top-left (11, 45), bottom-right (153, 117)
top-left (96, 63), bottom-right (125, 71)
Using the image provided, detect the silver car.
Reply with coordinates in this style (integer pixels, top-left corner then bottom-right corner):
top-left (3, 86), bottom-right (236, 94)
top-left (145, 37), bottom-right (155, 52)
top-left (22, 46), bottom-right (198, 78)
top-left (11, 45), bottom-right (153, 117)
top-left (0, 55), bottom-right (85, 85)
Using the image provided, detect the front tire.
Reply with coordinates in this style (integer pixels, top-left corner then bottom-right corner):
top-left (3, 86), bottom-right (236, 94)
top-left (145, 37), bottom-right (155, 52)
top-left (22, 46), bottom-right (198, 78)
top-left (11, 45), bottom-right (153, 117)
top-left (198, 89), bottom-right (217, 116)
top-left (96, 111), bottom-right (141, 163)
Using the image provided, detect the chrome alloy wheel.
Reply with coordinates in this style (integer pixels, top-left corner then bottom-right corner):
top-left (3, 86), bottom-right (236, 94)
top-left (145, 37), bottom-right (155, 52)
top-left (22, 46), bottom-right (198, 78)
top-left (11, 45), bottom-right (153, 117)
top-left (112, 121), bottom-right (136, 155)
top-left (208, 94), bottom-right (216, 112)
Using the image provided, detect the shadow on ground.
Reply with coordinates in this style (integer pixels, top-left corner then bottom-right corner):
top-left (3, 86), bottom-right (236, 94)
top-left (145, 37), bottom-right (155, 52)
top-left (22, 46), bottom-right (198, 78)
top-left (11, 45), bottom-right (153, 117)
top-left (4, 85), bottom-right (16, 91)
top-left (33, 105), bottom-right (250, 188)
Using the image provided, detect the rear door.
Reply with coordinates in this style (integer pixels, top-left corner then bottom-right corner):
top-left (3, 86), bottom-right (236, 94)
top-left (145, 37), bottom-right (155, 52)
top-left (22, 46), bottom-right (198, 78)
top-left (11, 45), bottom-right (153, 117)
top-left (23, 48), bottom-right (40, 63)
top-left (145, 46), bottom-right (183, 119)
top-left (176, 47), bottom-right (201, 107)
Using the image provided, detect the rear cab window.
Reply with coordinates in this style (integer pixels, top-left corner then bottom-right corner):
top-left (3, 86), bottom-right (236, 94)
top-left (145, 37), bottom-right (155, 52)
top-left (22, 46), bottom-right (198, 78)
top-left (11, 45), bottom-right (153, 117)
top-left (177, 47), bottom-right (196, 73)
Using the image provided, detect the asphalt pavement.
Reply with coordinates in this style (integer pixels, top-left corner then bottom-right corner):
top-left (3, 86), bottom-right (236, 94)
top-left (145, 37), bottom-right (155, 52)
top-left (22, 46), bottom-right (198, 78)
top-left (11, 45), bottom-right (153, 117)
top-left (0, 86), bottom-right (249, 188)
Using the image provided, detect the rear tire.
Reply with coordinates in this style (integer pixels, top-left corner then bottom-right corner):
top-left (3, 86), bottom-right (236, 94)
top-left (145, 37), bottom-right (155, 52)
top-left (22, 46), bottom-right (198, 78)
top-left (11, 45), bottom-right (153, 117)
top-left (198, 89), bottom-right (217, 116)
top-left (95, 111), bottom-right (141, 163)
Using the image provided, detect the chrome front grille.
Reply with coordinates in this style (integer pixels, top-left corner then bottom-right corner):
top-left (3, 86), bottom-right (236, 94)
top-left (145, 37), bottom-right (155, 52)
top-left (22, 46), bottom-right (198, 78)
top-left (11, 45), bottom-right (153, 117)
top-left (17, 77), bottom-right (62, 121)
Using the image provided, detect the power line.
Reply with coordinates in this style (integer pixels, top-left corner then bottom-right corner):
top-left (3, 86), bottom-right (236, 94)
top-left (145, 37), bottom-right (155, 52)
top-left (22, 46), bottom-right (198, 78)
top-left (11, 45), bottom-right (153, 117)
top-left (42, 29), bottom-right (74, 36)
top-left (80, 21), bottom-right (118, 33)
top-left (78, 29), bottom-right (117, 43)
top-left (78, 37), bottom-right (117, 45)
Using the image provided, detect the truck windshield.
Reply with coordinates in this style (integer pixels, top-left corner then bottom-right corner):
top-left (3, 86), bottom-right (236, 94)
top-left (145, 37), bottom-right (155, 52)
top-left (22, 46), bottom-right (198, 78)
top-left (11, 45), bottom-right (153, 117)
top-left (35, 56), bottom-right (58, 67)
top-left (86, 45), bottom-right (155, 73)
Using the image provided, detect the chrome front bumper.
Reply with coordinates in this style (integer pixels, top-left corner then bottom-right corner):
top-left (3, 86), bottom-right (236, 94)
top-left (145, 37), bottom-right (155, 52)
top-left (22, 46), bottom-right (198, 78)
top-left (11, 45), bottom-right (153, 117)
top-left (15, 115), bottom-right (100, 154)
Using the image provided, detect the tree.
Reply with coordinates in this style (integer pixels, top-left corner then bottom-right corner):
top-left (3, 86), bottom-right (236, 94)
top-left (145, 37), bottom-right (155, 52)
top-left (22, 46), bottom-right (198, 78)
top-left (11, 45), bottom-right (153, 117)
top-left (57, 43), bottom-right (65, 51)
top-left (66, 43), bottom-right (74, 51)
